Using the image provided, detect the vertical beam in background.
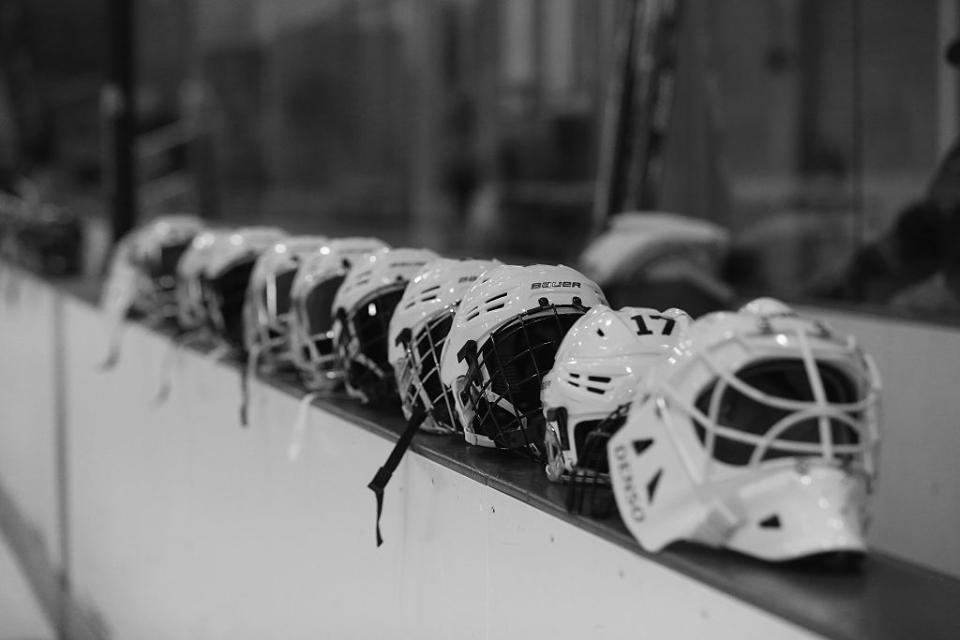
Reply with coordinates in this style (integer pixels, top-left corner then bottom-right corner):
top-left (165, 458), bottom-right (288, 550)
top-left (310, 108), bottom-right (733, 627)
top-left (938, 0), bottom-right (960, 157)
top-left (591, 0), bottom-right (642, 236)
top-left (409, 0), bottom-right (444, 248)
top-left (106, 0), bottom-right (137, 242)
top-left (51, 293), bottom-right (71, 640)
top-left (796, 0), bottom-right (821, 174)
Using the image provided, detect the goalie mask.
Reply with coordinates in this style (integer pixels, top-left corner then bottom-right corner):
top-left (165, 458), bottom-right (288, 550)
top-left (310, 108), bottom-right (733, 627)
top-left (542, 306), bottom-right (691, 483)
top-left (332, 247), bottom-right (438, 404)
top-left (102, 214), bottom-right (205, 322)
top-left (607, 298), bottom-right (882, 562)
top-left (203, 227), bottom-right (287, 353)
top-left (439, 264), bottom-right (607, 457)
top-left (388, 258), bottom-right (499, 433)
top-left (289, 238), bottom-right (389, 390)
top-left (242, 236), bottom-right (328, 370)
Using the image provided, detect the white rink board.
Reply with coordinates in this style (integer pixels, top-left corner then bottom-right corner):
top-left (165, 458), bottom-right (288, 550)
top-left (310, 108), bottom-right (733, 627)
top-left (803, 306), bottom-right (960, 578)
top-left (58, 297), bottom-right (817, 640)
top-left (0, 269), bottom-right (63, 568)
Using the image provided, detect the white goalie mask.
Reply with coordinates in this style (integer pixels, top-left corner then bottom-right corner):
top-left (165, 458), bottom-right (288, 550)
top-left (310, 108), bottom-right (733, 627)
top-left (202, 226), bottom-right (287, 353)
top-left (542, 306), bottom-right (691, 482)
top-left (332, 247), bottom-right (438, 404)
top-left (388, 258), bottom-right (499, 433)
top-left (607, 298), bottom-right (882, 562)
top-left (242, 236), bottom-right (328, 370)
top-left (439, 264), bottom-right (607, 457)
top-left (288, 238), bottom-right (389, 390)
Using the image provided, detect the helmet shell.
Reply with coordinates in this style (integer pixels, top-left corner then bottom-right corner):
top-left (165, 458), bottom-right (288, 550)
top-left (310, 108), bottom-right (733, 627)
top-left (288, 237), bottom-right (389, 389)
top-left (203, 227), bottom-right (287, 352)
top-left (331, 247), bottom-right (439, 403)
top-left (388, 257), bottom-right (499, 432)
top-left (243, 236), bottom-right (328, 368)
top-left (542, 305), bottom-right (690, 480)
top-left (439, 264), bottom-right (607, 452)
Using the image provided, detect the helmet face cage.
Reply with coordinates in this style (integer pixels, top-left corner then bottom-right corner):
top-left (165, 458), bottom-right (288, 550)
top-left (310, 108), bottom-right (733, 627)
top-left (138, 240), bottom-right (195, 319)
top-left (395, 308), bottom-right (458, 432)
top-left (456, 301), bottom-right (587, 458)
top-left (668, 324), bottom-right (881, 480)
top-left (336, 285), bottom-right (407, 404)
top-left (177, 272), bottom-right (208, 330)
top-left (293, 272), bottom-right (347, 388)
top-left (246, 266), bottom-right (299, 368)
top-left (128, 217), bottom-right (205, 319)
top-left (289, 239), bottom-right (390, 389)
top-left (560, 404), bottom-right (630, 516)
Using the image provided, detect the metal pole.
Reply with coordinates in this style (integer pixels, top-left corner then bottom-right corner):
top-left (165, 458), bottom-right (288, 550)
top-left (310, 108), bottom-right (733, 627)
top-left (106, 0), bottom-right (137, 242)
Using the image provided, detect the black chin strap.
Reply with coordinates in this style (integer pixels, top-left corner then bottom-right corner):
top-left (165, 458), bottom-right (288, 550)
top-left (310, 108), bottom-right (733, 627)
top-left (367, 405), bottom-right (428, 547)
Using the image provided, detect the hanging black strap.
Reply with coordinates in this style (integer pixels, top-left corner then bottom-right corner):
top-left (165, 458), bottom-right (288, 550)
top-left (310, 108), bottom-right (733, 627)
top-left (239, 360), bottom-right (250, 427)
top-left (367, 405), bottom-right (428, 547)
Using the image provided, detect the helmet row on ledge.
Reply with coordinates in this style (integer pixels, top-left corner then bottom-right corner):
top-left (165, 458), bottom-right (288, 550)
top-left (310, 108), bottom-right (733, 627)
top-left (101, 215), bottom-right (882, 564)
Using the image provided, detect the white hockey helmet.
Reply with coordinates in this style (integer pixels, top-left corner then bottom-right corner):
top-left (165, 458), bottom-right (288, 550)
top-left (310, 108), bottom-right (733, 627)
top-left (104, 214), bottom-right (206, 321)
top-left (331, 247), bottom-right (438, 404)
top-left (542, 305), bottom-right (691, 482)
top-left (289, 237), bottom-right (390, 390)
top-left (242, 236), bottom-right (328, 369)
top-left (203, 226), bottom-right (287, 353)
top-left (439, 264), bottom-right (607, 456)
top-left (388, 258), bottom-right (500, 433)
top-left (607, 298), bottom-right (882, 561)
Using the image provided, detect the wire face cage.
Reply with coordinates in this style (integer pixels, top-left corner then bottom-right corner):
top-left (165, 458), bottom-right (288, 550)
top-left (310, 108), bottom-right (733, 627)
top-left (250, 267), bottom-right (299, 364)
top-left (338, 286), bottom-right (406, 404)
top-left (458, 302), bottom-right (587, 456)
top-left (690, 357), bottom-right (875, 469)
top-left (557, 404), bottom-right (630, 516)
top-left (295, 274), bottom-right (347, 383)
top-left (395, 308), bottom-right (458, 432)
top-left (131, 240), bottom-right (194, 319)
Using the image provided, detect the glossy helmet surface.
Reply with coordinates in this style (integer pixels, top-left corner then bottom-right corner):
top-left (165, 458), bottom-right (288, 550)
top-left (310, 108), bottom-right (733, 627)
top-left (331, 247), bottom-right (438, 404)
top-left (439, 264), bottom-right (607, 457)
top-left (102, 214), bottom-right (205, 321)
top-left (242, 236), bottom-right (328, 369)
top-left (203, 226), bottom-right (287, 353)
top-left (288, 237), bottom-right (389, 390)
top-left (580, 212), bottom-right (729, 288)
top-left (388, 258), bottom-right (499, 433)
top-left (579, 212), bottom-right (732, 315)
top-left (176, 229), bottom-right (228, 331)
top-left (542, 305), bottom-right (691, 482)
top-left (607, 298), bottom-right (882, 561)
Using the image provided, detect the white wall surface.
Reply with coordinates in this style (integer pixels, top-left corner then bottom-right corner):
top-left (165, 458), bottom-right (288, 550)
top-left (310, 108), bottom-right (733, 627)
top-left (0, 270), bottom-right (63, 568)
top-left (804, 306), bottom-right (960, 577)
